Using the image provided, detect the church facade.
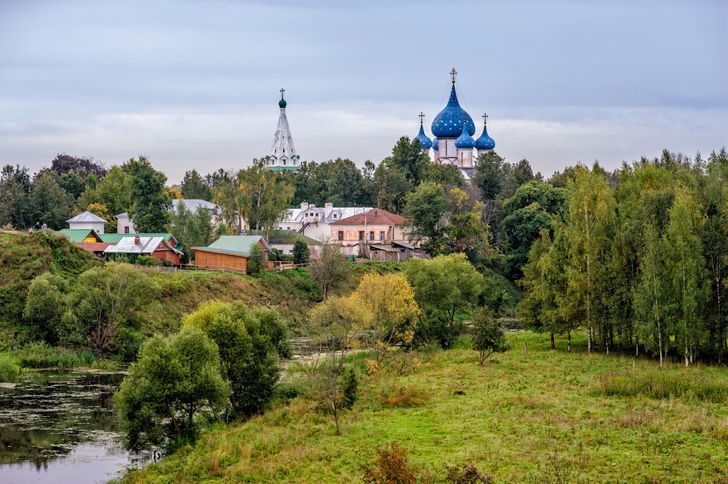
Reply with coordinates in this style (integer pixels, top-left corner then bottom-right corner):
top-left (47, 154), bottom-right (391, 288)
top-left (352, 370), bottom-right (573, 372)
top-left (266, 88), bottom-right (300, 172)
top-left (414, 68), bottom-right (495, 180)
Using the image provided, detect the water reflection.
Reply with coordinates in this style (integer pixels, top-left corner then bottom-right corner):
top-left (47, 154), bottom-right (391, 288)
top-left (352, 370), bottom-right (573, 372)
top-left (0, 370), bottom-right (149, 483)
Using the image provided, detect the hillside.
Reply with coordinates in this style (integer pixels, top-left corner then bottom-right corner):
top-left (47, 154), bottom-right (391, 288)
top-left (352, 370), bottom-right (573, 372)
top-left (124, 331), bottom-right (728, 483)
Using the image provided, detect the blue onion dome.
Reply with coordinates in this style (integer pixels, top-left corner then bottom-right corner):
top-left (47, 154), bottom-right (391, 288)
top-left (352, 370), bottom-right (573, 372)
top-left (431, 84), bottom-right (476, 138)
top-left (414, 122), bottom-right (432, 149)
top-left (433, 138), bottom-right (439, 151)
top-left (475, 122), bottom-right (495, 150)
top-left (455, 117), bottom-right (475, 148)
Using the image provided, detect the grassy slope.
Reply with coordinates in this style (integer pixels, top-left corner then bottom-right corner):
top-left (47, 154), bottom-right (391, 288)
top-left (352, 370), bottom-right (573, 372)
top-left (125, 332), bottom-right (728, 483)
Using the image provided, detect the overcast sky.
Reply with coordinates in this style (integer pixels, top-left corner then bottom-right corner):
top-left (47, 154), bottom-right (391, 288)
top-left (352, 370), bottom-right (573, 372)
top-left (1, 0), bottom-right (726, 183)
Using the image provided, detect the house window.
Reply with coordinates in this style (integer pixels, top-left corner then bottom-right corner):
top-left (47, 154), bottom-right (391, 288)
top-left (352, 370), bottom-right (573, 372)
top-left (338, 231), bottom-right (344, 241)
top-left (358, 231), bottom-right (365, 241)
top-left (124, 226), bottom-right (130, 233)
top-left (369, 231), bottom-right (374, 241)
top-left (379, 231), bottom-right (385, 241)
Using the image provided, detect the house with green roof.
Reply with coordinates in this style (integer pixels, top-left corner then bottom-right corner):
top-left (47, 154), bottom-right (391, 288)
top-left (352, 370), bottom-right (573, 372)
top-left (192, 236), bottom-right (270, 273)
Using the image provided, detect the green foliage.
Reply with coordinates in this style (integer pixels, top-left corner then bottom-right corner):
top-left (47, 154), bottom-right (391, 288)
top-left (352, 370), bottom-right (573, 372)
top-left (445, 462), bottom-right (493, 483)
top-left (247, 243), bottom-right (266, 275)
top-left (12, 341), bottom-right (95, 368)
top-left (168, 203), bottom-right (213, 262)
top-left (135, 255), bottom-right (161, 266)
top-left (0, 164), bottom-right (32, 229)
top-left (405, 254), bottom-right (483, 349)
top-left (115, 327), bottom-right (231, 451)
top-left (180, 169), bottom-right (212, 200)
top-left (342, 366), bottom-right (359, 410)
top-left (292, 239), bottom-right (310, 265)
top-left (404, 181), bottom-right (449, 252)
top-left (23, 273), bottom-right (68, 344)
top-left (310, 243), bottom-right (348, 300)
top-left (26, 171), bottom-right (73, 229)
top-left (124, 156), bottom-right (171, 232)
top-left (598, 370), bottom-right (728, 403)
top-left (471, 308), bottom-right (508, 365)
top-left (293, 158), bottom-right (372, 207)
top-left (78, 165), bottom-right (132, 220)
top-left (237, 160), bottom-right (294, 235)
top-left (0, 353), bottom-right (21, 382)
top-left (183, 301), bottom-right (288, 418)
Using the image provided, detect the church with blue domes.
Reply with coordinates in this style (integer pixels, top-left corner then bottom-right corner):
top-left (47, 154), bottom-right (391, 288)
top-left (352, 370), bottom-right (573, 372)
top-left (414, 68), bottom-right (495, 180)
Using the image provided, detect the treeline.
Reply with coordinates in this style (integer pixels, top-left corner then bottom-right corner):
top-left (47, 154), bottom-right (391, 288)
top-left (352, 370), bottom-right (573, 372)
top-left (520, 149), bottom-right (728, 365)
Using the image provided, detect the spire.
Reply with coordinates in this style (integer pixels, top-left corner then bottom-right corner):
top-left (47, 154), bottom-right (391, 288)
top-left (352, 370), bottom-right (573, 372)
top-left (270, 89), bottom-right (298, 167)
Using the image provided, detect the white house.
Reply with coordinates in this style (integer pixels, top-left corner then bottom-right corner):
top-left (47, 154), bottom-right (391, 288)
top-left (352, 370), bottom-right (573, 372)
top-left (66, 211), bottom-right (107, 234)
top-left (278, 202), bottom-right (372, 242)
top-left (114, 212), bottom-right (135, 234)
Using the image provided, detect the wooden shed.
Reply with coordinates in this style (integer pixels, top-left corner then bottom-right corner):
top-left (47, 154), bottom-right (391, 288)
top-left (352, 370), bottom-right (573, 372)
top-left (193, 235), bottom-right (270, 273)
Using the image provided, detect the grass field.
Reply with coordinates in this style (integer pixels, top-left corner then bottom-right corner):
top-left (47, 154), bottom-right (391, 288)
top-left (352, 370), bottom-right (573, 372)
top-left (124, 331), bottom-right (728, 483)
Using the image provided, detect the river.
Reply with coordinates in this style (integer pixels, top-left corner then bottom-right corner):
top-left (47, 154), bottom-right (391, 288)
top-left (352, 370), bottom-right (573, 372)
top-left (0, 370), bottom-right (149, 483)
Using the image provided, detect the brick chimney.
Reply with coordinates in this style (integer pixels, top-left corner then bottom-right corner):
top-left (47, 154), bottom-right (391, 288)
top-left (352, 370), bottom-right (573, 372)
top-left (134, 233), bottom-right (141, 246)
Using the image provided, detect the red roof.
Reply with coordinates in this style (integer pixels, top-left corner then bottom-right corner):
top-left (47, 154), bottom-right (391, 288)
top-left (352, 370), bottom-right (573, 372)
top-left (330, 208), bottom-right (404, 226)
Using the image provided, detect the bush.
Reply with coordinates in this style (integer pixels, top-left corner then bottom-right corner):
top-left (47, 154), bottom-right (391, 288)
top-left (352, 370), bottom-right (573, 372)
top-left (599, 370), bottom-right (728, 403)
top-left (115, 327), bottom-right (231, 451)
top-left (23, 272), bottom-right (69, 344)
top-left (363, 442), bottom-right (418, 484)
top-left (292, 240), bottom-right (309, 265)
top-left (0, 354), bottom-right (21, 382)
top-left (471, 308), bottom-right (508, 366)
top-left (183, 301), bottom-right (288, 418)
top-left (445, 462), bottom-right (494, 483)
top-left (136, 255), bottom-right (161, 266)
top-left (13, 341), bottom-right (95, 368)
top-left (342, 366), bottom-right (359, 410)
top-left (380, 386), bottom-right (428, 408)
top-left (247, 243), bottom-right (266, 275)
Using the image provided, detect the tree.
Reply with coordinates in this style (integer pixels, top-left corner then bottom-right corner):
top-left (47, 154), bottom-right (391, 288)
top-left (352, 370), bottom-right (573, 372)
top-left (405, 254), bottom-right (483, 349)
top-left (352, 273), bottom-right (420, 361)
top-left (124, 157), bottom-right (171, 232)
top-left (305, 294), bottom-right (371, 434)
top-left (500, 158), bottom-right (540, 200)
top-left (446, 187), bottom-right (491, 260)
top-left (69, 263), bottom-right (159, 359)
top-left (371, 161), bottom-right (412, 214)
top-left (48, 154), bottom-right (107, 180)
top-left (0, 164), bottom-right (31, 228)
top-left (236, 161), bottom-right (294, 235)
top-left (168, 203), bottom-right (213, 262)
top-left (385, 137), bottom-right (430, 186)
top-left (404, 182), bottom-right (449, 253)
top-left (473, 151), bottom-right (507, 200)
top-left (27, 172), bottom-right (73, 229)
top-left (247, 243), bottom-right (266, 274)
top-left (78, 165), bottom-right (132, 220)
top-left (471, 308), bottom-right (507, 365)
top-left (23, 273), bottom-right (68, 344)
top-left (310, 242), bottom-right (348, 300)
top-left (633, 223), bottom-right (667, 366)
top-left (180, 169), bottom-right (212, 200)
top-left (115, 327), bottom-right (231, 451)
top-left (292, 240), bottom-right (310, 265)
top-left (663, 187), bottom-right (706, 366)
top-left (183, 301), bottom-right (286, 418)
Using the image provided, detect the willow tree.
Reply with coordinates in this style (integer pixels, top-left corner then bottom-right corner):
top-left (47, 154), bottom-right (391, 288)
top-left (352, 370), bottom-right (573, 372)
top-left (562, 167), bottom-right (614, 353)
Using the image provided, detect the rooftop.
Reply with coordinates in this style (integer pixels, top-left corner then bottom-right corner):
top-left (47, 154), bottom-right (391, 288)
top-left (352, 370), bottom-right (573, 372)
top-left (67, 211), bottom-right (107, 224)
top-left (330, 208), bottom-right (404, 226)
top-left (194, 235), bottom-right (270, 257)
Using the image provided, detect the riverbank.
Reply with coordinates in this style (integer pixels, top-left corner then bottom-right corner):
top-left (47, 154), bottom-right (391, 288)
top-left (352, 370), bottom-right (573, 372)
top-left (124, 331), bottom-right (728, 482)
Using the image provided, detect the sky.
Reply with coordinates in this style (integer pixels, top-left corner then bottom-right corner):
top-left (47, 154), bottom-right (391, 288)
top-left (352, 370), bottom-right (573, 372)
top-left (1, 0), bottom-right (726, 183)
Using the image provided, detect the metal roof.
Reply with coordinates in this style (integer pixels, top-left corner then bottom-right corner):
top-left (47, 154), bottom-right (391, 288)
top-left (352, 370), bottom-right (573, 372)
top-left (57, 228), bottom-right (101, 243)
top-left (171, 199), bottom-right (220, 214)
top-left (99, 232), bottom-right (177, 245)
top-left (66, 211), bottom-right (107, 224)
top-left (194, 235), bottom-right (268, 257)
top-left (104, 236), bottom-right (172, 255)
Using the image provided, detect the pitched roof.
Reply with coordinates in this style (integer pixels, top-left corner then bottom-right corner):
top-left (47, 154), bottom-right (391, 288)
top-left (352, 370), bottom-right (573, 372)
top-left (193, 235), bottom-right (269, 257)
top-left (248, 230), bottom-right (321, 246)
top-left (57, 228), bottom-right (102, 243)
top-left (99, 232), bottom-right (177, 245)
top-left (104, 236), bottom-right (180, 255)
top-left (67, 211), bottom-right (107, 224)
top-left (171, 199), bottom-right (220, 214)
top-left (330, 208), bottom-right (404, 226)
top-left (75, 242), bottom-right (113, 253)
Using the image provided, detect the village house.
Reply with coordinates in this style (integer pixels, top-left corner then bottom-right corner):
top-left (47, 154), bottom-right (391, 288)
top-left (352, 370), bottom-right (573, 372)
top-left (329, 208), bottom-right (420, 261)
top-left (115, 198), bottom-right (240, 234)
top-left (104, 234), bottom-right (182, 265)
top-left (248, 229), bottom-right (322, 260)
top-left (193, 235), bottom-right (270, 273)
top-left (278, 202), bottom-right (371, 242)
top-left (66, 211), bottom-right (107, 234)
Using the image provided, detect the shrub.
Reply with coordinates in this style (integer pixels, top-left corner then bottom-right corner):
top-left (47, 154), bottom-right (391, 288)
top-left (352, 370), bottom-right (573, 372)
top-left (23, 272), bottom-right (69, 344)
top-left (380, 386), bottom-right (428, 408)
top-left (136, 255), bottom-right (161, 266)
top-left (471, 308), bottom-right (508, 366)
top-left (13, 341), bottom-right (95, 368)
top-left (0, 354), bottom-right (21, 382)
top-left (598, 370), bottom-right (728, 403)
top-left (247, 243), bottom-right (266, 275)
top-left (292, 240), bottom-right (310, 265)
top-left (363, 442), bottom-right (418, 484)
top-left (342, 366), bottom-right (359, 410)
top-left (445, 462), bottom-right (494, 483)
top-left (115, 327), bottom-right (231, 451)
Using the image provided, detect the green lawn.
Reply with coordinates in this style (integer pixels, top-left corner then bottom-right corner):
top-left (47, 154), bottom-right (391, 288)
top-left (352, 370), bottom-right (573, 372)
top-left (124, 331), bottom-right (728, 483)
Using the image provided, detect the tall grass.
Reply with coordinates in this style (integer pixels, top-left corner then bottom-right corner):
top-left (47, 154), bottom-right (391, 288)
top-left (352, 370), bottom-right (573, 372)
top-left (13, 342), bottom-right (96, 369)
top-left (598, 369), bottom-right (728, 403)
top-left (0, 353), bottom-right (21, 382)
